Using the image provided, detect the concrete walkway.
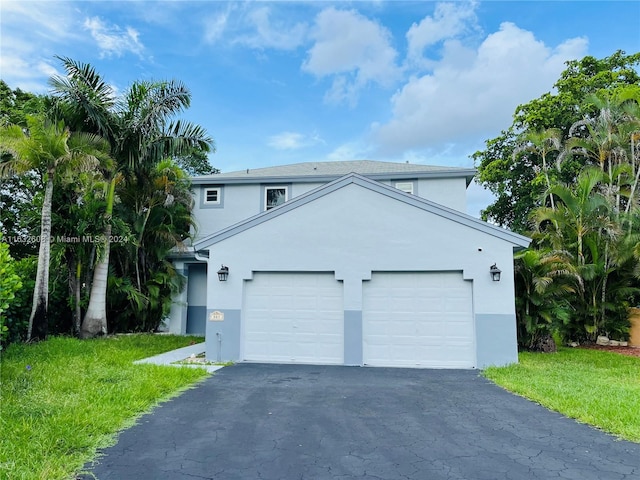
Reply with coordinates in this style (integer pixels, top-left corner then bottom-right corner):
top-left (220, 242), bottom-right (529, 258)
top-left (134, 343), bottom-right (224, 373)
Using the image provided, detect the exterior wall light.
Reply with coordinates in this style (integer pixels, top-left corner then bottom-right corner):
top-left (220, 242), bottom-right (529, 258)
top-left (217, 265), bottom-right (229, 282)
top-left (490, 263), bottom-right (501, 282)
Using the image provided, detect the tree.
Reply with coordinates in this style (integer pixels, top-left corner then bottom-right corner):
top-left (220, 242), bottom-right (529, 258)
top-left (0, 80), bottom-right (47, 127)
top-left (512, 128), bottom-right (564, 211)
top-left (531, 168), bottom-right (640, 340)
top-left (0, 235), bottom-right (23, 349)
top-left (49, 57), bottom-right (214, 338)
top-left (0, 82), bottom-right (49, 258)
top-left (0, 115), bottom-right (107, 340)
top-left (514, 248), bottom-right (579, 350)
top-left (108, 159), bottom-right (194, 332)
top-left (566, 90), bottom-right (640, 214)
top-left (475, 51), bottom-right (640, 233)
top-left (173, 146), bottom-right (219, 176)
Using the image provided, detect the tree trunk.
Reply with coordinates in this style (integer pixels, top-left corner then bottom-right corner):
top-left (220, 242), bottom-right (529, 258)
top-left (80, 177), bottom-right (116, 339)
top-left (72, 259), bottom-right (82, 336)
top-left (134, 205), bottom-right (154, 290)
top-left (27, 174), bottom-right (54, 341)
top-left (81, 223), bottom-right (111, 338)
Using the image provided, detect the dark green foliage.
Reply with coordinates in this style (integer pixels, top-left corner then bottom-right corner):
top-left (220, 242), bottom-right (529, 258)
top-left (514, 249), bottom-right (577, 349)
top-left (0, 172), bottom-right (41, 257)
top-left (173, 146), bottom-right (219, 176)
top-left (0, 240), bottom-right (23, 347)
top-left (2, 256), bottom-right (34, 344)
top-left (1, 61), bottom-right (215, 344)
top-left (0, 80), bottom-right (48, 127)
top-left (2, 256), bottom-right (74, 345)
top-left (0, 81), bottom-right (48, 257)
top-left (475, 51), bottom-right (640, 232)
top-left (495, 52), bottom-right (640, 348)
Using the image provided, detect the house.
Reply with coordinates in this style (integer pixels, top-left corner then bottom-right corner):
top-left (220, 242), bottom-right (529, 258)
top-left (167, 160), bottom-right (530, 368)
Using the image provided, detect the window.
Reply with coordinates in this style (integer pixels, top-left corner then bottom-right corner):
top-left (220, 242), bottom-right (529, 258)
top-left (265, 186), bottom-right (288, 210)
top-left (204, 187), bottom-right (220, 204)
top-left (395, 182), bottom-right (414, 194)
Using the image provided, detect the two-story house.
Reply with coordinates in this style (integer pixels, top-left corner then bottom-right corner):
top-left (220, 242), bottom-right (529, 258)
top-left (167, 160), bottom-right (529, 368)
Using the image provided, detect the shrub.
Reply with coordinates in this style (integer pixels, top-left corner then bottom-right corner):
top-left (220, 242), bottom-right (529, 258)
top-left (0, 240), bottom-right (23, 349)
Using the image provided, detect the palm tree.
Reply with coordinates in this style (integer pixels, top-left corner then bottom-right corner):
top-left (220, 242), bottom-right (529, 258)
top-left (513, 128), bottom-right (563, 210)
top-left (0, 115), bottom-right (107, 340)
top-left (514, 248), bottom-right (580, 349)
top-left (49, 57), bottom-right (214, 338)
top-left (532, 167), bottom-right (637, 339)
top-left (535, 168), bottom-right (610, 262)
top-left (107, 159), bottom-right (195, 332)
top-left (566, 92), bottom-right (640, 214)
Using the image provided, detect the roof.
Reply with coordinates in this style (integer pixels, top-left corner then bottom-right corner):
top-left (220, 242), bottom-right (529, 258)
top-left (193, 173), bottom-right (530, 250)
top-left (192, 160), bottom-right (476, 186)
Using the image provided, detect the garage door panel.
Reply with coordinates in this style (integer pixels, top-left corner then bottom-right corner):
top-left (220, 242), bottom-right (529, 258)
top-left (243, 272), bottom-right (344, 364)
top-left (363, 272), bottom-right (475, 368)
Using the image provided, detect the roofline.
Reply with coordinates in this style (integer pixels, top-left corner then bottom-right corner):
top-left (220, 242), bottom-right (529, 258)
top-left (193, 173), bottom-right (530, 250)
top-left (191, 168), bottom-right (477, 187)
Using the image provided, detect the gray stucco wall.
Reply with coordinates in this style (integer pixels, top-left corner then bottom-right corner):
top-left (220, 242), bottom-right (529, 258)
top-left (167, 264), bottom-right (188, 335)
top-left (186, 263), bottom-right (207, 335)
top-left (475, 314), bottom-right (519, 368)
top-left (344, 310), bottom-right (363, 365)
top-left (205, 309), bottom-right (241, 362)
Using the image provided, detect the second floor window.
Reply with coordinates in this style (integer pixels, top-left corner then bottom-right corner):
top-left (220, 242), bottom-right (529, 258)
top-left (204, 187), bottom-right (221, 204)
top-left (394, 182), bottom-right (414, 195)
top-left (265, 186), bottom-right (288, 210)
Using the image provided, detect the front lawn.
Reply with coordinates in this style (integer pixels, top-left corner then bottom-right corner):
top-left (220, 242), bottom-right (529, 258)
top-left (484, 347), bottom-right (640, 443)
top-left (0, 335), bottom-right (209, 480)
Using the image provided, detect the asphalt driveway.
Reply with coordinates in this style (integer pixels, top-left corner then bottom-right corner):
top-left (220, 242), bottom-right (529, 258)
top-left (80, 364), bottom-right (639, 480)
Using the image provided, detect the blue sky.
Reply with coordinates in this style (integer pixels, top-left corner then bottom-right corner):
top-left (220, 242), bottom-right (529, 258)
top-left (1, 1), bottom-right (639, 216)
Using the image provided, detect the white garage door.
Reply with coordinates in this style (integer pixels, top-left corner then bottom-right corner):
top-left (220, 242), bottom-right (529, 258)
top-left (243, 272), bottom-right (344, 364)
top-left (363, 272), bottom-right (475, 368)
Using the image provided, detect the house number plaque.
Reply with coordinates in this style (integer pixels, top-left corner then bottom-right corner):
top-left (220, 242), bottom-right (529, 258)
top-left (209, 311), bottom-right (224, 321)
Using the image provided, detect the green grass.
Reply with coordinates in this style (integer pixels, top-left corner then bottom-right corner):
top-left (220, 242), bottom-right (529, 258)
top-left (484, 347), bottom-right (640, 443)
top-left (0, 334), bottom-right (209, 480)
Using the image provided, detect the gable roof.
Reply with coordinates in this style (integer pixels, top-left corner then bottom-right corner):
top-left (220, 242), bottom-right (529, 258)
top-left (193, 173), bottom-right (530, 250)
top-left (192, 160), bottom-right (476, 186)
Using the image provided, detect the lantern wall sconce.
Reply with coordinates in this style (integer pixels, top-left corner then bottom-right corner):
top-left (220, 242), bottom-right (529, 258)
top-left (217, 265), bottom-right (229, 282)
top-left (490, 263), bottom-right (501, 282)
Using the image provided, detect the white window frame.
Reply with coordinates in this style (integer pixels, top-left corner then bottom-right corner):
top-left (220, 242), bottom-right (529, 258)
top-left (204, 187), bottom-right (221, 205)
top-left (264, 186), bottom-right (288, 210)
top-left (395, 182), bottom-right (414, 195)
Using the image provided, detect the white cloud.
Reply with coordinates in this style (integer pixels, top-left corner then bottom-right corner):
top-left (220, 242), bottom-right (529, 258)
top-left (327, 141), bottom-right (373, 161)
top-left (232, 6), bottom-right (308, 50)
top-left (0, 1), bottom-right (76, 43)
top-left (83, 17), bottom-right (145, 58)
top-left (0, 55), bottom-right (59, 92)
top-left (373, 22), bottom-right (588, 155)
top-left (204, 10), bottom-right (231, 44)
top-left (268, 131), bottom-right (323, 150)
top-left (303, 7), bottom-right (399, 105)
top-left (0, 1), bottom-right (77, 90)
top-left (406, 1), bottom-right (479, 63)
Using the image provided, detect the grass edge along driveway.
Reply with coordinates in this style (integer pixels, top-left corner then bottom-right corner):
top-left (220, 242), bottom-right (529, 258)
top-left (0, 335), bottom-right (209, 480)
top-left (484, 347), bottom-right (640, 443)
